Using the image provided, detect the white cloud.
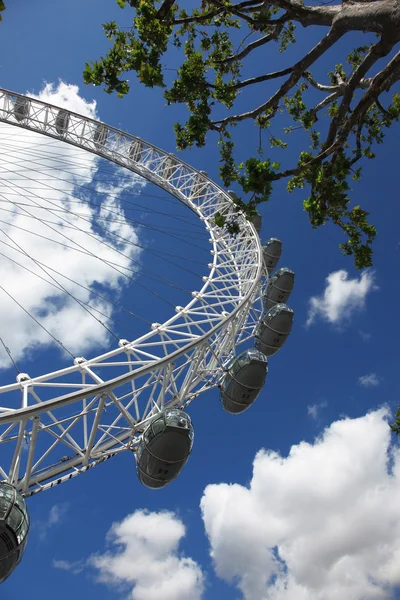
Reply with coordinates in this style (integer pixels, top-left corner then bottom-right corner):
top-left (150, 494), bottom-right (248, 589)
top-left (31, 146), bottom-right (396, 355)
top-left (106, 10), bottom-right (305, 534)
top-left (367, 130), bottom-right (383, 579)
top-left (47, 502), bottom-right (69, 526)
top-left (39, 502), bottom-right (69, 541)
top-left (307, 400), bottom-right (327, 420)
top-left (52, 559), bottom-right (85, 575)
top-left (359, 373), bottom-right (380, 388)
top-left (30, 81), bottom-right (98, 117)
top-left (201, 408), bottom-right (400, 600)
top-left (0, 81), bottom-right (144, 368)
top-left (306, 270), bottom-right (377, 327)
top-left (359, 330), bottom-right (371, 342)
top-left (78, 510), bottom-right (204, 600)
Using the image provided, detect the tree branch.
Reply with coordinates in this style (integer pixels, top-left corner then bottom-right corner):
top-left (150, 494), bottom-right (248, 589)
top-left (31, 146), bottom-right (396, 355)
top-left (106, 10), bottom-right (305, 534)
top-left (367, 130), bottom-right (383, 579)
top-left (212, 26), bottom-right (343, 127)
top-left (157, 0), bottom-right (176, 20)
top-left (255, 49), bottom-right (400, 185)
top-left (260, 0), bottom-right (340, 27)
top-left (323, 36), bottom-right (394, 149)
top-left (172, 0), bottom-right (262, 25)
top-left (226, 65), bottom-right (294, 90)
top-left (219, 24), bottom-right (286, 65)
top-left (314, 91), bottom-right (339, 113)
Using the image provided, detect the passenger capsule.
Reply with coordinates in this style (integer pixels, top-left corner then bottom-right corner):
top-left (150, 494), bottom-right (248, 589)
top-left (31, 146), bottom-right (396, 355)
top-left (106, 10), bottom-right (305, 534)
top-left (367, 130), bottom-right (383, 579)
top-left (220, 349), bottom-right (268, 414)
top-left (254, 303), bottom-right (294, 357)
top-left (136, 409), bottom-right (194, 489)
top-left (55, 110), bottom-right (69, 136)
top-left (129, 139), bottom-right (143, 162)
top-left (162, 155), bottom-right (178, 181)
top-left (13, 97), bottom-right (29, 122)
top-left (252, 214), bottom-right (262, 234)
top-left (263, 238), bottom-right (282, 273)
top-left (263, 267), bottom-right (295, 311)
top-left (93, 124), bottom-right (108, 149)
top-left (0, 483), bottom-right (29, 584)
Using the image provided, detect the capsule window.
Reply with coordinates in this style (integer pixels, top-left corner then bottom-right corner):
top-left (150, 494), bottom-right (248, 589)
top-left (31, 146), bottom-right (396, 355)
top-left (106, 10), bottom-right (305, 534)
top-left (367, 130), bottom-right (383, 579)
top-left (0, 498), bottom-right (10, 520)
top-left (152, 418), bottom-right (164, 436)
top-left (7, 507), bottom-right (22, 534)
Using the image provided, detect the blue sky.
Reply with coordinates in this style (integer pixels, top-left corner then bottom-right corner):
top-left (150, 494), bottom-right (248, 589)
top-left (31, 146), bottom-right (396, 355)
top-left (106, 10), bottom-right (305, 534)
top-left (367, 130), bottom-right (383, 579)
top-left (0, 1), bottom-right (400, 599)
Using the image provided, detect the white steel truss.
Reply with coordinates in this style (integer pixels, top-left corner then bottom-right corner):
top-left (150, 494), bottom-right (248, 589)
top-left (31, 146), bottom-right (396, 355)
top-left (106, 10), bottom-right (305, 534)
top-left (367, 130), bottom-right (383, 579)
top-left (0, 88), bottom-right (266, 496)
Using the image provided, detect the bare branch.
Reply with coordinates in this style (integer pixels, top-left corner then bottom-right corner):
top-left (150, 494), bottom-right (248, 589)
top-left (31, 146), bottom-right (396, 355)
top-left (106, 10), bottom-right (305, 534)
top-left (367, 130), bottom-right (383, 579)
top-left (349, 119), bottom-right (365, 167)
top-left (303, 71), bottom-right (339, 92)
top-left (314, 91), bottom-right (339, 113)
top-left (172, 0), bottom-right (262, 25)
top-left (220, 25), bottom-right (286, 65)
top-left (226, 66), bottom-right (294, 90)
top-left (324, 37), bottom-right (395, 149)
top-left (313, 49), bottom-right (400, 167)
top-left (254, 49), bottom-right (400, 185)
top-left (213, 26), bottom-right (343, 127)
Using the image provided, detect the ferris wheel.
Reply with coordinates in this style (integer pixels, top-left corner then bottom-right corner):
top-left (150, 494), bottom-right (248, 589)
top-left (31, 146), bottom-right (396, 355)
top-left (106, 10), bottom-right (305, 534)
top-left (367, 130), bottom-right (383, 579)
top-left (0, 88), bottom-right (295, 582)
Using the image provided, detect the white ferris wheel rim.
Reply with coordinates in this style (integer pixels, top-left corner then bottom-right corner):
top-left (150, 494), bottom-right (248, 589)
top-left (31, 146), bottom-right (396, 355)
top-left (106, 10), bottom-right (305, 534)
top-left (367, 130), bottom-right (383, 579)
top-left (0, 88), bottom-right (266, 496)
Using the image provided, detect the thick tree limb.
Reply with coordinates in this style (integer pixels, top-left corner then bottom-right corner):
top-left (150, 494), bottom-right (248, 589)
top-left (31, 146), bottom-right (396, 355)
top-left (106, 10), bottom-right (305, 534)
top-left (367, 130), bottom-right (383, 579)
top-left (261, 0), bottom-right (340, 26)
top-left (157, 0), bottom-right (176, 19)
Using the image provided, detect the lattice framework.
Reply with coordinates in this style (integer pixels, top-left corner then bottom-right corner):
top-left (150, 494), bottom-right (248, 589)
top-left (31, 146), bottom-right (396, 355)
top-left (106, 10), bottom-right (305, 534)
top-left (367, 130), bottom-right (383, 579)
top-left (0, 89), bottom-right (266, 496)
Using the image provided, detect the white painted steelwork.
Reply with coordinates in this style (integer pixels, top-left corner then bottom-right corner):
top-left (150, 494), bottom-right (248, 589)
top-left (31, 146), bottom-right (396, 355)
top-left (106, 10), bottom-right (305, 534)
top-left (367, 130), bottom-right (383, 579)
top-left (0, 88), bottom-right (266, 496)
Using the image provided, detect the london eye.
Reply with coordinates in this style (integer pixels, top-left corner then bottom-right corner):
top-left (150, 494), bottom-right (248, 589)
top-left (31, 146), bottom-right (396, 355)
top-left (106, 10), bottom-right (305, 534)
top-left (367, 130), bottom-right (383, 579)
top-left (0, 88), bottom-right (295, 581)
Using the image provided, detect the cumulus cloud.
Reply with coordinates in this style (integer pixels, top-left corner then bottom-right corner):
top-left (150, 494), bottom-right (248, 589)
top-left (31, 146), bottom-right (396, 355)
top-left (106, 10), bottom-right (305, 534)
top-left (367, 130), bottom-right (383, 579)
top-left (56, 510), bottom-right (204, 600)
top-left (0, 81), bottom-right (144, 368)
top-left (306, 270), bottom-right (377, 327)
top-left (201, 408), bottom-right (400, 600)
top-left (307, 400), bottom-right (327, 420)
top-left (359, 373), bottom-right (380, 388)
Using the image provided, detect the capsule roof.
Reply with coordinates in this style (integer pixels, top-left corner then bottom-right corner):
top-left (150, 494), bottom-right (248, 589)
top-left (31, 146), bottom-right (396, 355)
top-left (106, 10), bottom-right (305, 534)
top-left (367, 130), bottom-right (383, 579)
top-left (269, 266), bottom-right (294, 282)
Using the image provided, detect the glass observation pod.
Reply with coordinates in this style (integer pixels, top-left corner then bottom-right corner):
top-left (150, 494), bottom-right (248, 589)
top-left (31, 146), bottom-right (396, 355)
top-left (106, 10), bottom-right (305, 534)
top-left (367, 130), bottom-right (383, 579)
top-left (191, 171), bottom-right (208, 198)
top-left (0, 483), bottom-right (30, 584)
top-left (93, 124), bottom-right (108, 149)
top-left (55, 109), bottom-right (70, 136)
top-left (220, 349), bottom-right (268, 414)
top-left (136, 409), bottom-right (194, 489)
top-left (263, 267), bottom-right (295, 312)
top-left (129, 139), bottom-right (143, 163)
top-left (13, 97), bottom-right (29, 122)
top-left (254, 303), bottom-right (294, 357)
top-left (262, 238), bottom-right (282, 273)
top-left (162, 154), bottom-right (178, 181)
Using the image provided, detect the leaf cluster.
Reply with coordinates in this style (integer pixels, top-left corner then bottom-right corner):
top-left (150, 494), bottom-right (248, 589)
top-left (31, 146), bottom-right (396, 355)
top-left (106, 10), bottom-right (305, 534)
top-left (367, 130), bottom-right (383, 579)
top-left (84, 0), bottom-right (400, 269)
